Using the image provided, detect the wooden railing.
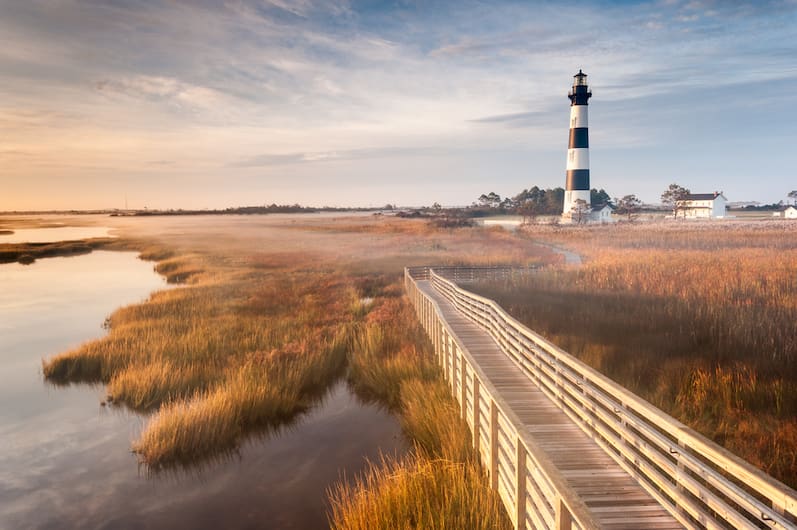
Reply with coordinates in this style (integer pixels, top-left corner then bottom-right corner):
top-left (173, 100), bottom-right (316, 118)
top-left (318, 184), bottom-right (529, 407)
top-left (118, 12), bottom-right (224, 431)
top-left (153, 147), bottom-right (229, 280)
top-left (405, 265), bottom-right (536, 283)
top-left (404, 266), bottom-right (797, 530)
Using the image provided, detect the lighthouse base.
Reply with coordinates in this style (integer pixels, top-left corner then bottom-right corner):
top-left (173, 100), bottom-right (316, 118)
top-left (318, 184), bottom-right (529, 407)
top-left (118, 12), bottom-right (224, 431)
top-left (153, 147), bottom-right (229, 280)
top-left (562, 190), bottom-right (591, 223)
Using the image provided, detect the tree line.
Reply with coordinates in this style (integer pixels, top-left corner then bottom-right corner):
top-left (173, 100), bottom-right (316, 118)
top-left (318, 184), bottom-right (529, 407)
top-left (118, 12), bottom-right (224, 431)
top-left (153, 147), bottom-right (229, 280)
top-left (473, 187), bottom-right (611, 216)
top-left (458, 184), bottom-right (797, 222)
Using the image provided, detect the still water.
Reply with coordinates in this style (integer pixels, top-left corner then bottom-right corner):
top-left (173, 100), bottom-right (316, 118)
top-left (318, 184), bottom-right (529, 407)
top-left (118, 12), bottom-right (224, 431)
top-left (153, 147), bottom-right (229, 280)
top-left (0, 226), bottom-right (115, 243)
top-left (0, 249), bottom-right (406, 529)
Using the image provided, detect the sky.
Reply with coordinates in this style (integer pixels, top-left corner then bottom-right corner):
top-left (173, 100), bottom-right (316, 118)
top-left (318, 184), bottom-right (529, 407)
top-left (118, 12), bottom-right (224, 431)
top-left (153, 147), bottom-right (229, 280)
top-left (2, 0), bottom-right (796, 210)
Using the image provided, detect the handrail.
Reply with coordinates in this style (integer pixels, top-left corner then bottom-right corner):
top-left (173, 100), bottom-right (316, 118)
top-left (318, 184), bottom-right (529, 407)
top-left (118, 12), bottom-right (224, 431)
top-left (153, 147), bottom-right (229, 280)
top-left (403, 266), bottom-right (599, 529)
top-left (406, 265), bottom-right (536, 284)
top-left (409, 265), bottom-right (797, 529)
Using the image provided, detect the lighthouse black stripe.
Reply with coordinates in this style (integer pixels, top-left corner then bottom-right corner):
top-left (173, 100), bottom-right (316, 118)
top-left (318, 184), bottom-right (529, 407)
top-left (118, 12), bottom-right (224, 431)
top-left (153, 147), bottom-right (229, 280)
top-left (568, 128), bottom-right (589, 149)
top-left (566, 169), bottom-right (590, 190)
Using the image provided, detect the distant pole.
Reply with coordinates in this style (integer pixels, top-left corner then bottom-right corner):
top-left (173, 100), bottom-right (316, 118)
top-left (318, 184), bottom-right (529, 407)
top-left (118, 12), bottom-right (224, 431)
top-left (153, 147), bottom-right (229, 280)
top-left (563, 70), bottom-right (592, 219)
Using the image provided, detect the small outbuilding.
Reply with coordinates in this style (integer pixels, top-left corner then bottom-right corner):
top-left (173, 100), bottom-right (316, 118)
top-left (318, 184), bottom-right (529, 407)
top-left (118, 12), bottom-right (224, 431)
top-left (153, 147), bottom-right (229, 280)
top-left (786, 206), bottom-right (797, 219)
top-left (590, 203), bottom-right (615, 223)
top-left (676, 192), bottom-right (727, 219)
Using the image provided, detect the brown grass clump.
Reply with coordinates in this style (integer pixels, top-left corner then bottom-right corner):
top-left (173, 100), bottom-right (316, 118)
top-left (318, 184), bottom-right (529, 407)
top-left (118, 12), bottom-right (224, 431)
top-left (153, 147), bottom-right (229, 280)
top-left (332, 287), bottom-right (510, 529)
top-left (43, 248), bottom-right (360, 469)
top-left (328, 456), bottom-right (510, 530)
top-left (0, 238), bottom-right (113, 264)
top-left (399, 378), bottom-right (474, 464)
top-left (134, 336), bottom-right (348, 469)
top-left (476, 220), bottom-right (797, 486)
top-left (347, 297), bottom-right (438, 409)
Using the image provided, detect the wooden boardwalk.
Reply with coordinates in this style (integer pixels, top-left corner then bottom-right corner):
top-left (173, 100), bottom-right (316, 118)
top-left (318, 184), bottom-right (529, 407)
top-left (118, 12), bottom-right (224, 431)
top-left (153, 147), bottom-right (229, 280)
top-left (416, 279), bottom-right (682, 529)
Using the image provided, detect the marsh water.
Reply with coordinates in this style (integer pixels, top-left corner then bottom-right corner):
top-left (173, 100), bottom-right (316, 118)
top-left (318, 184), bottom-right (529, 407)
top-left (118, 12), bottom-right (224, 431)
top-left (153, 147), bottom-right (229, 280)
top-left (0, 226), bottom-right (114, 243)
top-left (0, 246), bottom-right (407, 529)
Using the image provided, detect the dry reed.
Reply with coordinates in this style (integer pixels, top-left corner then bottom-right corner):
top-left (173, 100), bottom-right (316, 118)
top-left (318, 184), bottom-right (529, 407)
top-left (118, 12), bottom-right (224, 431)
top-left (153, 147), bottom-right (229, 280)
top-left (35, 215), bottom-right (549, 522)
top-left (332, 284), bottom-right (510, 529)
top-left (477, 220), bottom-right (797, 486)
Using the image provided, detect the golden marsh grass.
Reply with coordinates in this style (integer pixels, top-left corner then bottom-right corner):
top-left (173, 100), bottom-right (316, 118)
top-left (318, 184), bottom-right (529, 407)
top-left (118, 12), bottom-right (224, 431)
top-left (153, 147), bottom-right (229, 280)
top-left (475, 220), bottom-right (797, 485)
top-left (330, 291), bottom-right (510, 529)
top-left (38, 214), bottom-right (553, 478)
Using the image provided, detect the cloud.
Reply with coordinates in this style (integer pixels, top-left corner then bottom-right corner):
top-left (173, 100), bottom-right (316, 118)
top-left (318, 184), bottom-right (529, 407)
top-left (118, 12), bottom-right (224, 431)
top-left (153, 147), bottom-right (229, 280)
top-left (468, 111), bottom-right (555, 128)
top-left (231, 146), bottom-right (452, 167)
top-left (95, 76), bottom-right (227, 108)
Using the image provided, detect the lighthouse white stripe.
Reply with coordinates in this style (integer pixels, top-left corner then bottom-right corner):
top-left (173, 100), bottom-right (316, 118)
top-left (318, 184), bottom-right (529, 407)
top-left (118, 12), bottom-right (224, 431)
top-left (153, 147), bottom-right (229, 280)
top-left (564, 190), bottom-right (591, 214)
top-left (566, 148), bottom-right (589, 170)
top-left (569, 106), bottom-right (588, 128)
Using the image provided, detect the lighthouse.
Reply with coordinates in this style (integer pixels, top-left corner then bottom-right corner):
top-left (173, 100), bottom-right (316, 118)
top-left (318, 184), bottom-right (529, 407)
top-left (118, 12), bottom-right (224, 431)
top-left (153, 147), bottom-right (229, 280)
top-left (563, 70), bottom-right (592, 220)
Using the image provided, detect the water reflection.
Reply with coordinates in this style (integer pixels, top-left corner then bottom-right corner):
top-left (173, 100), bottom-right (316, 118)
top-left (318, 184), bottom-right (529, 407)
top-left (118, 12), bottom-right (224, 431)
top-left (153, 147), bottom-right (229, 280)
top-left (0, 250), bottom-right (407, 529)
top-left (0, 226), bottom-right (114, 243)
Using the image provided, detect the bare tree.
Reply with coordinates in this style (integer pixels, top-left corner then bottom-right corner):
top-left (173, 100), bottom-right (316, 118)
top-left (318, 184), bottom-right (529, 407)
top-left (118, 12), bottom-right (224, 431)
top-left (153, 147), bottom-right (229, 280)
top-left (661, 183), bottom-right (690, 218)
top-left (615, 194), bottom-right (642, 221)
top-left (788, 190), bottom-right (797, 205)
top-left (571, 198), bottom-right (590, 224)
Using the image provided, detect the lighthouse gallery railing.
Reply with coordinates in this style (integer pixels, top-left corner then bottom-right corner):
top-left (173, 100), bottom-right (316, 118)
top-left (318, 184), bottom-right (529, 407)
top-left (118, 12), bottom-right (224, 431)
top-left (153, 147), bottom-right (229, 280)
top-left (404, 266), bottom-right (797, 529)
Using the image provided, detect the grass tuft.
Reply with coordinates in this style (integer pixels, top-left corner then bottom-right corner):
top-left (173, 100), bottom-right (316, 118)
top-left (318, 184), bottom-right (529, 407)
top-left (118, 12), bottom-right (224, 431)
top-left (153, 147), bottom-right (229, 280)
top-left (332, 290), bottom-right (511, 529)
top-left (328, 455), bottom-right (510, 530)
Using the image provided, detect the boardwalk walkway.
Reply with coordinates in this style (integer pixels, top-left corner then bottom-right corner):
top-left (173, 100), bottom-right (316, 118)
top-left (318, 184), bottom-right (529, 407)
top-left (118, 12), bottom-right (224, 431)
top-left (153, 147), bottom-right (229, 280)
top-left (416, 279), bottom-right (681, 529)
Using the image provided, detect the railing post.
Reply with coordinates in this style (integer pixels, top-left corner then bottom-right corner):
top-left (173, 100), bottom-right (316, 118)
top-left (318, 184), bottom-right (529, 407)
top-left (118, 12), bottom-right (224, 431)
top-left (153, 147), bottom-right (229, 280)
top-left (450, 341), bottom-right (457, 394)
top-left (674, 436), bottom-right (687, 520)
top-left (473, 377), bottom-right (481, 455)
top-left (555, 498), bottom-right (572, 530)
top-left (490, 398), bottom-right (499, 491)
top-left (434, 317), bottom-right (440, 356)
top-left (516, 438), bottom-right (527, 530)
top-left (438, 328), bottom-right (450, 382)
top-left (448, 341), bottom-right (457, 396)
top-left (460, 353), bottom-right (467, 419)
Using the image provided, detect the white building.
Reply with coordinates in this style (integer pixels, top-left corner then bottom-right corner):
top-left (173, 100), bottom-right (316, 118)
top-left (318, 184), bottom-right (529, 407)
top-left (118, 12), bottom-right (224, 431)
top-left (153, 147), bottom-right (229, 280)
top-left (676, 192), bottom-right (727, 219)
top-left (786, 206), bottom-right (797, 219)
top-left (591, 204), bottom-right (614, 223)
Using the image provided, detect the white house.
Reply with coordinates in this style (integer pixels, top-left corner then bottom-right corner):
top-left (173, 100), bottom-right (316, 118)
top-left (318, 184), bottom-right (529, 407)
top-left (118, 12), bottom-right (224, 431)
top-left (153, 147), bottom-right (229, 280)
top-left (786, 206), bottom-right (797, 219)
top-left (591, 204), bottom-right (614, 223)
top-left (676, 192), bottom-right (727, 219)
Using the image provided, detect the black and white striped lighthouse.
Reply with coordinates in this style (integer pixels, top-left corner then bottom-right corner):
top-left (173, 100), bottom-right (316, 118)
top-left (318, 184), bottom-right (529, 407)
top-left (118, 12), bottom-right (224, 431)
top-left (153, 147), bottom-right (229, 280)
top-left (563, 69), bottom-right (592, 219)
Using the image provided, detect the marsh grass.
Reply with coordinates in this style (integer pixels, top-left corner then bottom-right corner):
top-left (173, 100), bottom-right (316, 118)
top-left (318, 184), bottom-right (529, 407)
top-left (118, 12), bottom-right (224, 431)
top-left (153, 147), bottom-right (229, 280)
top-left (332, 287), bottom-right (511, 529)
top-left (43, 247), bottom-right (362, 469)
top-left (476, 221), bottom-right (797, 485)
top-left (0, 238), bottom-right (114, 264)
top-left (35, 215), bottom-right (548, 523)
top-left (346, 297), bottom-right (438, 409)
top-left (133, 333), bottom-right (349, 469)
top-left (328, 456), bottom-right (510, 530)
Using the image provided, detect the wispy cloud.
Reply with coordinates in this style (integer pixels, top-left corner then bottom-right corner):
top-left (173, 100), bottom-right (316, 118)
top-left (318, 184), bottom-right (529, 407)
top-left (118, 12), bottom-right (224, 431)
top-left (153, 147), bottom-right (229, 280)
top-left (468, 111), bottom-right (556, 128)
top-left (232, 146), bottom-right (453, 167)
top-left (95, 76), bottom-right (227, 109)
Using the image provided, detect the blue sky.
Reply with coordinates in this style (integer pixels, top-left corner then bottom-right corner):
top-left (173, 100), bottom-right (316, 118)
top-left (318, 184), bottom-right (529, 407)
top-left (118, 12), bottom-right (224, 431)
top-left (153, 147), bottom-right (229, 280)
top-left (2, 0), bottom-right (796, 210)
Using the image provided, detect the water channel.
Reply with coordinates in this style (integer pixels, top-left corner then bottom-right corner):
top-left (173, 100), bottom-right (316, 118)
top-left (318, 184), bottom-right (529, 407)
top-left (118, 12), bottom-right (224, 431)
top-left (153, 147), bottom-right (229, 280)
top-left (0, 241), bottom-right (407, 529)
